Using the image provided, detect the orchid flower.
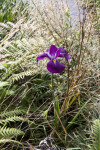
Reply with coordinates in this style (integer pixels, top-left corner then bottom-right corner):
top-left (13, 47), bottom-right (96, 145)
top-left (36, 45), bottom-right (70, 73)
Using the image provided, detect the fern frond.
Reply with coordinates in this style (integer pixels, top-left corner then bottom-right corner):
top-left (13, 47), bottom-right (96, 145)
top-left (8, 70), bottom-right (35, 82)
top-left (0, 139), bottom-right (23, 146)
top-left (0, 126), bottom-right (24, 138)
top-left (0, 116), bottom-right (32, 125)
top-left (92, 119), bottom-right (100, 150)
top-left (0, 109), bottom-right (26, 118)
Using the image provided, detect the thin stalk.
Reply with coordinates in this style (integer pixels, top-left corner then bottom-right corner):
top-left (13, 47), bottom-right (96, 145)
top-left (51, 73), bottom-right (53, 89)
top-left (51, 73), bottom-right (58, 130)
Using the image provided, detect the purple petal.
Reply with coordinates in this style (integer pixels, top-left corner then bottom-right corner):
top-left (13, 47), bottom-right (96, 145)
top-left (64, 53), bottom-right (70, 59)
top-left (49, 45), bottom-right (58, 57)
top-left (47, 60), bottom-right (65, 73)
top-left (56, 50), bottom-right (61, 59)
top-left (36, 49), bottom-right (51, 60)
top-left (58, 48), bottom-right (70, 59)
top-left (36, 53), bottom-right (47, 60)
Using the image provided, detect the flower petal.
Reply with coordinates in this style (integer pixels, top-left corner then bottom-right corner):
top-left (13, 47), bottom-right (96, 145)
top-left (64, 53), bottom-right (70, 59)
top-left (47, 60), bottom-right (65, 73)
top-left (56, 49), bottom-right (61, 59)
top-left (58, 48), bottom-right (70, 59)
top-left (49, 45), bottom-right (58, 57)
top-left (36, 52), bottom-right (48, 60)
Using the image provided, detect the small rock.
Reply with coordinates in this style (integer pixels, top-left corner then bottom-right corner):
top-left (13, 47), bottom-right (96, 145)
top-left (34, 137), bottom-right (60, 150)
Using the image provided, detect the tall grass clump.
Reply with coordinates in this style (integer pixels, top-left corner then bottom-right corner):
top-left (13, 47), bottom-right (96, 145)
top-left (0, 0), bottom-right (99, 149)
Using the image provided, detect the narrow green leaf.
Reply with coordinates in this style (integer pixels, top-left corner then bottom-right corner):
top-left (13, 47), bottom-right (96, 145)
top-left (66, 99), bottom-right (91, 130)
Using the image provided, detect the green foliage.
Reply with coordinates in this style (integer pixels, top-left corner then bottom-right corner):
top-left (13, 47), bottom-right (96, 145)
top-left (0, 0), bottom-right (27, 23)
top-left (67, 148), bottom-right (81, 150)
top-left (9, 70), bottom-right (35, 83)
top-left (0, 82), bottom-right (9, 89)
top-left (0, 126), bottom-right (24, 138)
top-left (92, 119), bottom-right (100, 150)
top-left (0, 108), bottom-right (32, 148)
top-left (0, 0), bottom-right (99, 149)
top-left (96, 0), bottom-right (100, 7)
top-left (0, 109), bottom-right (26, 118)
top-left (0, 0), bottom-right (14, 23)
top-left (0, 139), bottom-right (23, 145)
top-left (66, 99), bottom-right (91, 130)
top-left (0, 116), bottom-right (31, 125)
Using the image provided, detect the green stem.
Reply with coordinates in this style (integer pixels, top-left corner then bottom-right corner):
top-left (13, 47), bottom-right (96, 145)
top-left (51, 73), bottom-right (53, 89)
top-left (51, 73), bottom-right (58, 129)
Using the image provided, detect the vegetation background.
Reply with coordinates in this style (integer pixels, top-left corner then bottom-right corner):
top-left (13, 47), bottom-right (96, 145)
top-left (0, 0), bottom-right (100, 149)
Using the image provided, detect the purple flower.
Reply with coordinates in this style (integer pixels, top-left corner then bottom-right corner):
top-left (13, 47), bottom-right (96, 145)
top-left (36, 45), bottom-right (70, 73)
top-left (58, 48), bottom-right (70, 60)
